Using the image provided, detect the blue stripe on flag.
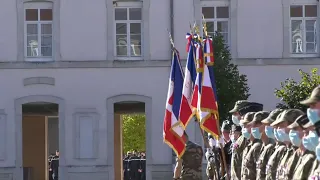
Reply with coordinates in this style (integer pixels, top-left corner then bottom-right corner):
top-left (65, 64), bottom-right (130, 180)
top-left (171, 51), bottom-right (184, 119)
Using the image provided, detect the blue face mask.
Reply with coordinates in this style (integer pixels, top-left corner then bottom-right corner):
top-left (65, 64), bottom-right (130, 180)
top-left (232, 115), bottom-right (240, 126)
top-left (230, 134), bottom-right (235, 143)
top-left (251, 127), bottom-right (261, 139)
top-left (302, 137), bottom-right (316, 151)
top-left (289, 130), bottom-right (301, 147)
top-left (316, 144), bottom-right (320, 161)
top-left (274, 129), bottom-right (281, 141)
top-left (308, 131), bottom-right (319, 151)
top-left (307, 108), bottom-right (320, 125)
top-left (277, 129), bottom-right (290, 142)
top-left (265, 126), bottom-right (275, 139)
top-left (242, 128), bottom-right (251, 139)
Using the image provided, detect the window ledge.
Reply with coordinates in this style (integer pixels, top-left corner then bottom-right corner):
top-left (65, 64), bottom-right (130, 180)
top-left (290, 53), bottom-right (318, 58)
top-left (115, 57), bottom-right (143, 61)
top-left (25, 57), bottom-right (54, 62)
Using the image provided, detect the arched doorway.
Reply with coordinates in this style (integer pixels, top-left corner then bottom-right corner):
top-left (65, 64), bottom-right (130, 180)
top-left (106, 94), bottom-right (152, 180)
top-left (14, 95), bottom-right (65, 180)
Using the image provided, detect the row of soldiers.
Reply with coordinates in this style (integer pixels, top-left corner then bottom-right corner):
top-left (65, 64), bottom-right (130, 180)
top-left (173, 86), bottom-right (320, 180)
top-left (123, 151), bottom-right (146, 180)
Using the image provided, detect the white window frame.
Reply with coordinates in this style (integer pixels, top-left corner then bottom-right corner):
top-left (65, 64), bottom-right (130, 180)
top-left (114, 1), bottom-right (143, 60)
top-left (289, 1), bottom-right (318, 57)
top-left (201, 1), bottom-right (230, 46)
top-left (24, 2), bottom-right (53, 62)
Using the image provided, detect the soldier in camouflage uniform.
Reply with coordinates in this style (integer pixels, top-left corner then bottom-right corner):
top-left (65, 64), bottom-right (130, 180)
top-left (173, 133), bottom-right (203, 180)
top-left (241, 111), bottom-right (269, 180)
top-left (229, 101), bottom-right (263, 180)
top-left (265, 111), bottom-right (287, 180)
top-left (270, 109), bottom-right (304, 179)
top-left (256, 109), bottom-right (283, 180)
top-left (300, 86), bottom-right (320, 179)
top-left (286, 114), bottom-right (316, 179)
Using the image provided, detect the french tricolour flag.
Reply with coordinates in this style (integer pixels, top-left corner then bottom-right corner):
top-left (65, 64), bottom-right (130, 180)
top-left (179, 33), bottom-right (197, 128)
top-left (163, 49), bottom-right (186, 158)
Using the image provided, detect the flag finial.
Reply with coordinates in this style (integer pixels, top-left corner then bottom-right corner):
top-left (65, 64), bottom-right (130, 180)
top-left (202, 14), bottom-right (208, 37)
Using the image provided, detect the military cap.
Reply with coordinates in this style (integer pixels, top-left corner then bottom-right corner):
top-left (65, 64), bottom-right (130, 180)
top-left (287, 114), bottom-right (308, 129)
top-left (270, 109), bottom-right (304, 126)
top-left (248, 111), bottom-right (270, 125)
top-left (229, 100), bottom-right (251, 113)
top-left (240, 112), bottom-right (256, 125)
top-left (301, 86), bottom-right (320, 105)
top-left (238, 102), bottom-right (263, 116)
top-left (261, 109), bottom-right (285, 124)
top-left (231, 124), bottom-right (242, 132)
top-left (221, 120), bottom-right (233, 131)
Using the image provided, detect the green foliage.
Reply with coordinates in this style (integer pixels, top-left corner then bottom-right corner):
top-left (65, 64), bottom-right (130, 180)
top-left (122, 114), bottom-right (146, 153)
top-left (274, 68), bottom-right (320, 112)
top-left (211, 33), bottom-right (250, 122)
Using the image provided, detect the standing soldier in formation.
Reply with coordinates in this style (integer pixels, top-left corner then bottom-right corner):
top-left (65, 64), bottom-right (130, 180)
top-left (173, 132), bottom-right (203, 180)
top-left (229, 100), bottom-right (263, 180)
top-left (242, 111), bottom-right (269, 180)
top-left (271, 109), bottom-right (303, 179)
top-left (301, 86), bottom-right (320, 178)
top-left (256, 109), bottom-right (283, 179)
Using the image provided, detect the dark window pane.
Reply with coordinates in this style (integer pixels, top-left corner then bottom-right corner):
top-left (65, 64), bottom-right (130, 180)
top-left (26, 9), bottom-right (38, 21)
top-left (130, 23), bottom-right (141, 34)
top-left (202, 7), bottom-right (214, 18)
top-left (129, 8), bottom-right (142, 20)
top-left (40, 9), bottom-right (52, 20)
top-left (305, 5), bottom-right (317, 17)
top-left (116, 23), bottom-right (127, 34)
top-left (217, 7), bottom-right (229, 18)
top-left (206, 22), bottom-right (214, 33)
top-left (115, 8), bottom-right (127, 20)
top-left (290, 6), bottom-right (303, 17)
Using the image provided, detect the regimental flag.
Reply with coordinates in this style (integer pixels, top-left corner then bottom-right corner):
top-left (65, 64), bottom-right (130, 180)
top-left (200, 37), bottom-right (220, 138)
top-left (163, 49), bottom-right (186, 158)
top-left (191, 41), bottom-right (204, 120)
top-left (179, 33), bottom-right (197, 128)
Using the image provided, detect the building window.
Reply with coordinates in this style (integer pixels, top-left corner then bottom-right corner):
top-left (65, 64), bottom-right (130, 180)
top-left (202, 6), bottom-right (229, 44)
top-left (25, 5), bottom-right (53, 61)
top-left (290, 5), bottom-right (317, 54)
top-left (115, 7), bottom-right (142, 58)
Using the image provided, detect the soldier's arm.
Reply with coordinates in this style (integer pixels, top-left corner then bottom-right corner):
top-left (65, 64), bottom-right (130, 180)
top-left (173, 158), bottom-right (182, 179)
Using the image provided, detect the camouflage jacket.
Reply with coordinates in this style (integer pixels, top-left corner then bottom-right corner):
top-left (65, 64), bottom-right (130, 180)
top-left (231, 135), bottom-right (248, 180)
top-left (276, 145), bottom-right (296, 179)
top-left (256, 142), bottom-right (275, 180)
top-left (179, 141), bottom-right (203, 180)
top-left (308, 160), bottom-right (319, 179)
top-left (241, 139), bottom-right (262, 180)
top-left (292, 150), bottom-right (315, 180)
top-left (265, 142), bottom-right (286, 180)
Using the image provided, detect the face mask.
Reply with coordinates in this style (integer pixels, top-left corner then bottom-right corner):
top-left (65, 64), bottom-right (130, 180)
top-left (308, 131), bottom-right (319, 151)
top-left (274, 129), bottom-right (281, 141)
top-left (302, 137), bottom-right (316, 151)
top-left (277, 128), bottom-right (290, 142)
top-left (289, 130), bottom-right (301, 147)
top-left (316, 144), bottom-right (320, 161)
top-left (307, 108), bottom-right (320, 125)
top-left (242, 128), bottom-right (250, 139)
top-left (251, 127), bottom-right (262, 139)
top-left (230, 134), bottom-right (235, 143)
top-left (265, 126), bottom-right (275, 139)
top-left (232, 115), bottom-right (240, 125)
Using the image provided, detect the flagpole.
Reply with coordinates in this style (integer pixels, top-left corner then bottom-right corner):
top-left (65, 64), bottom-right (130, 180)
top-left (201, 17), bottom-right (229, 180)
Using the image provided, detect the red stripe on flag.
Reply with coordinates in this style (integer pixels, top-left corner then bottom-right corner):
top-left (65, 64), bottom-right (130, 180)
top-left (179, 96), bottom-right (194, 128)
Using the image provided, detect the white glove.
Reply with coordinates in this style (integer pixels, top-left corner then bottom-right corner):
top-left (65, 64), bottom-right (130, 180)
top-left (208, 138), bottom-right (216, 148)
top-left (205, 148), bottom-right (213, 160)
top-left (218, 137), bottom-right (225, 148)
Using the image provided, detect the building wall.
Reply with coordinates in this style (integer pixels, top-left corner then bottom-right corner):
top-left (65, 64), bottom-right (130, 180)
top-left (0, 0), bottom-right (319, 179)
